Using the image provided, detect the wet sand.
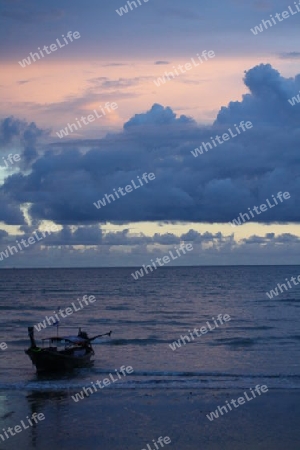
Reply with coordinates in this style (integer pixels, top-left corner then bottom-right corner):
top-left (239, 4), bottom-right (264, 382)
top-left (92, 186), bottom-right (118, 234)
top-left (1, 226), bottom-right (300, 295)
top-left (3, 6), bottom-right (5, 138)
top-left (1, 389), bottom-right (300, 450)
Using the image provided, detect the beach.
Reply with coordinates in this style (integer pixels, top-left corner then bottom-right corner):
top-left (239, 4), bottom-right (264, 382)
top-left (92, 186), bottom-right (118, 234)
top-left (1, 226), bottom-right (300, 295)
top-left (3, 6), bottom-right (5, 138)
top-left (1, 266), bottom-right (300, 449)
top-left (1, 389), bottom-right (300, 450)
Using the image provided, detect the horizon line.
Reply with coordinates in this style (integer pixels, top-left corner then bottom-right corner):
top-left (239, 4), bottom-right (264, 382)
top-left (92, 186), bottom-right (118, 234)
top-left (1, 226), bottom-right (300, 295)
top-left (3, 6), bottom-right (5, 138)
top-left (0, 264), bottom-right (300, 269)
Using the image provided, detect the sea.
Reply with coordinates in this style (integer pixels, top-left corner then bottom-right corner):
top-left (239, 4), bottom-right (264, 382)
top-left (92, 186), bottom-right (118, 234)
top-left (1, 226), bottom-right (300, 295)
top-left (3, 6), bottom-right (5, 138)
top-left (1, 265), bottom-right (300, 393)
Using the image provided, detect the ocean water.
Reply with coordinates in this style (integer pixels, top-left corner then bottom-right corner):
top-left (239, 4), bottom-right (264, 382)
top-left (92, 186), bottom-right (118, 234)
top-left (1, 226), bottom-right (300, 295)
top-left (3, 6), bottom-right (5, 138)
top-left (1, 266), bottom-right (300, 392)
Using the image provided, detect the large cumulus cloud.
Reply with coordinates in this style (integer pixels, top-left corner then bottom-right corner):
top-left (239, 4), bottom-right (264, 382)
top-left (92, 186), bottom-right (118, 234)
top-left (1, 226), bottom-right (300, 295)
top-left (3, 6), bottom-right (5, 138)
top-left (1, 63), bottom-right (300, 226)
top-left (215, 63), bottom-right (300, 126)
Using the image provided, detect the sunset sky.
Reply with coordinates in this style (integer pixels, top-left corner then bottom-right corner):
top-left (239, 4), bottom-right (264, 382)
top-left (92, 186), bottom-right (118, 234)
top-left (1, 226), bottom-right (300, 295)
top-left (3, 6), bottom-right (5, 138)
top-left (0, 0), bottom-right (300, 267)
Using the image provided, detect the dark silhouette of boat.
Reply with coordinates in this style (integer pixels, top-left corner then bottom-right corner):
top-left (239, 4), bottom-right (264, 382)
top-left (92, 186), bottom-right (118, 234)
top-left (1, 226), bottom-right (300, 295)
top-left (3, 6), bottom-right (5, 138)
top-left (25, 327), bottom-right (111, 372)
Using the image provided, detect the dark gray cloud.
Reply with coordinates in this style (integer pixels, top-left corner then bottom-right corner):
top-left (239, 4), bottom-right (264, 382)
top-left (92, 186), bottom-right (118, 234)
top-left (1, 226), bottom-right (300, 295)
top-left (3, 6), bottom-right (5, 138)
top-left (0, 116), bottom-right (48, 168)
top-left (215, 63), bottom-right (300, 126)
top-left (0, 117), bottom-right (25, 145)
top-left (0, 228), bottom-right (299, 267)
top-left (45, 225), bottom-right (103, 246)
top-left (0, 226), bottom-right (195, 248)
top-left (0, 192), bottom-right (25, 225)
top-left (102, 63), bottom-right (129, 67)
top-left (279, 52), bottom-right (300, 60)
top-left (243, 233), bottom-right (300, 245)
top-left (99, 77), bottom-right (152, 89)
top-left (1, 64), bottom-right (300, 226)
top-left (0, 229), bottom-right (8, 241)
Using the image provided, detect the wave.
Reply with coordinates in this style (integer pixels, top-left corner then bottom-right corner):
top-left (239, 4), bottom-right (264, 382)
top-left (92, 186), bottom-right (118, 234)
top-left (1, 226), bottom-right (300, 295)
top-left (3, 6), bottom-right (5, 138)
top-left (0, 371), bottom-right (299, 391)
top-left (209, 337), bottom-right (257, 347)
top-left (109, 338), bottom-right (169, 346)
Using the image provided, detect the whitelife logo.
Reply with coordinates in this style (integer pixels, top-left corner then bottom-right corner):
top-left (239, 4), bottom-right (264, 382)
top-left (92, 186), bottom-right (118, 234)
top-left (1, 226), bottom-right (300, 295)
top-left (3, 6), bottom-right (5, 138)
top-left (288, 90), bottom-right (300, 106)
top-left (56, 102), bottom-right (118, 139)
top-left (266, 274), bottom-right (300, 299)
top-left (228, 191), bottom-right (291, 227)
top-left (206, 385), bottom-right (268, 421)
top-left (0, 341), bottom-right (7, 351)
top-left (250, 2), bottom-right (300, 35)
top-left (0, 225), bottom-right (59, 261)
top-left (116, 0), bottom-right (150, 16)
top-left (153, 50), bottom-right (215, 87)
top-left (34, 295), bottom-right (97, 332)
top-left (93, 172), bottom-right (155, 210)
top-left (18, 31), bottom-right (81, 68)
top-left (169, 314), bottom-right (231, 351)
top-left (1, 153), bottom-right (21, 168)
top-left (141, 436), bottom-right (171, 450)
top-left (131, 243), bottom-right (193, 280)
top-left (71, 365), bottom-right (134, 402)
top-left (191, 121), bottom-right (253, 157)
top-left (0, 413), bottom-right (45, 443)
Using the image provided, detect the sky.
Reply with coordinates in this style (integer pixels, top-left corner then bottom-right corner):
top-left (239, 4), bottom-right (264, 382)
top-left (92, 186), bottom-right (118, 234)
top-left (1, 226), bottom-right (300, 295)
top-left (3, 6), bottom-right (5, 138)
top-left (0, 0), bottom-right (300, 267)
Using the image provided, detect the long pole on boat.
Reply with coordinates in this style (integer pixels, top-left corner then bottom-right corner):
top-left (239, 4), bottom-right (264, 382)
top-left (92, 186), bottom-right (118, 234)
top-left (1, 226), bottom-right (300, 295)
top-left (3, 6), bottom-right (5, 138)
top-left (55, 306), bottom-right (60, 338)
top-left (88, 331), bottom-right (112, 342)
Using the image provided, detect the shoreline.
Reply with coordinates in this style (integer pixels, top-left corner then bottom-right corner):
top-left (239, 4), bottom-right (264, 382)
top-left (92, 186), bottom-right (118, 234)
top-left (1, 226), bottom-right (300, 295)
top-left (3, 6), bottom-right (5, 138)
top-left (1, 388), bottom-right (300, 450)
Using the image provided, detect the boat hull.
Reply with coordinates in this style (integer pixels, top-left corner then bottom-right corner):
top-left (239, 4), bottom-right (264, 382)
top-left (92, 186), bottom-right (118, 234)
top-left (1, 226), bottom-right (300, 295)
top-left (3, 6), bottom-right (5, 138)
top-left (25, 347), bottom-right (94, 372)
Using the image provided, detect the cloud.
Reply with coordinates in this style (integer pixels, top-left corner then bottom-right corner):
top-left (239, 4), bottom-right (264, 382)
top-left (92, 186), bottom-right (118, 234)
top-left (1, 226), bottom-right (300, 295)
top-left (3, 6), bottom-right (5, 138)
top-left (0, 192), bottom-right (25, 225)
top-left (102, 63), bottom-right (129, 67)
top-left (1, 64), bottom-right (300, 227)
top-left (124, 103), bottom-right (195, 128)
top-left (0, 229), bottom-right (9, 241)
top-left (44, 225), bottom-right (103, 246)
top-left (0, 227), bottom-right (299, 267)
top-left (279, 52), bottom-right (300, 60)
top-left (32, 76), bottom-right (148, 119)
top-left (243, 233), bottom-right (300, 245)
top-left (0, 116), bottom-right (48, 170)
top-left (17, 80), bottom-right (31, 85)
top-left (99, 77), bottom-right (152, 89)
top-left (154, 61), bottom-right (170, 65)
top-left (215, 63), bottom-right (300, 126)
top-left (0, 117), bottom-right (24, 145)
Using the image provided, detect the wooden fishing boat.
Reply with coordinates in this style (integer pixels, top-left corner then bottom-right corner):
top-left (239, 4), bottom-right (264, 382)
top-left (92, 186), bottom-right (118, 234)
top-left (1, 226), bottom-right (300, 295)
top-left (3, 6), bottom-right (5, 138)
top-left (25, 326), bottom-right (111, 372)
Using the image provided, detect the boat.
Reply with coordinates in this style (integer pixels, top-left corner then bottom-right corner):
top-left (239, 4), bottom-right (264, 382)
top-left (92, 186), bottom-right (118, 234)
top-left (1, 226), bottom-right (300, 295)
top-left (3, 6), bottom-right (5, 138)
top-left (25, 326), bottom-right (112, 372)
